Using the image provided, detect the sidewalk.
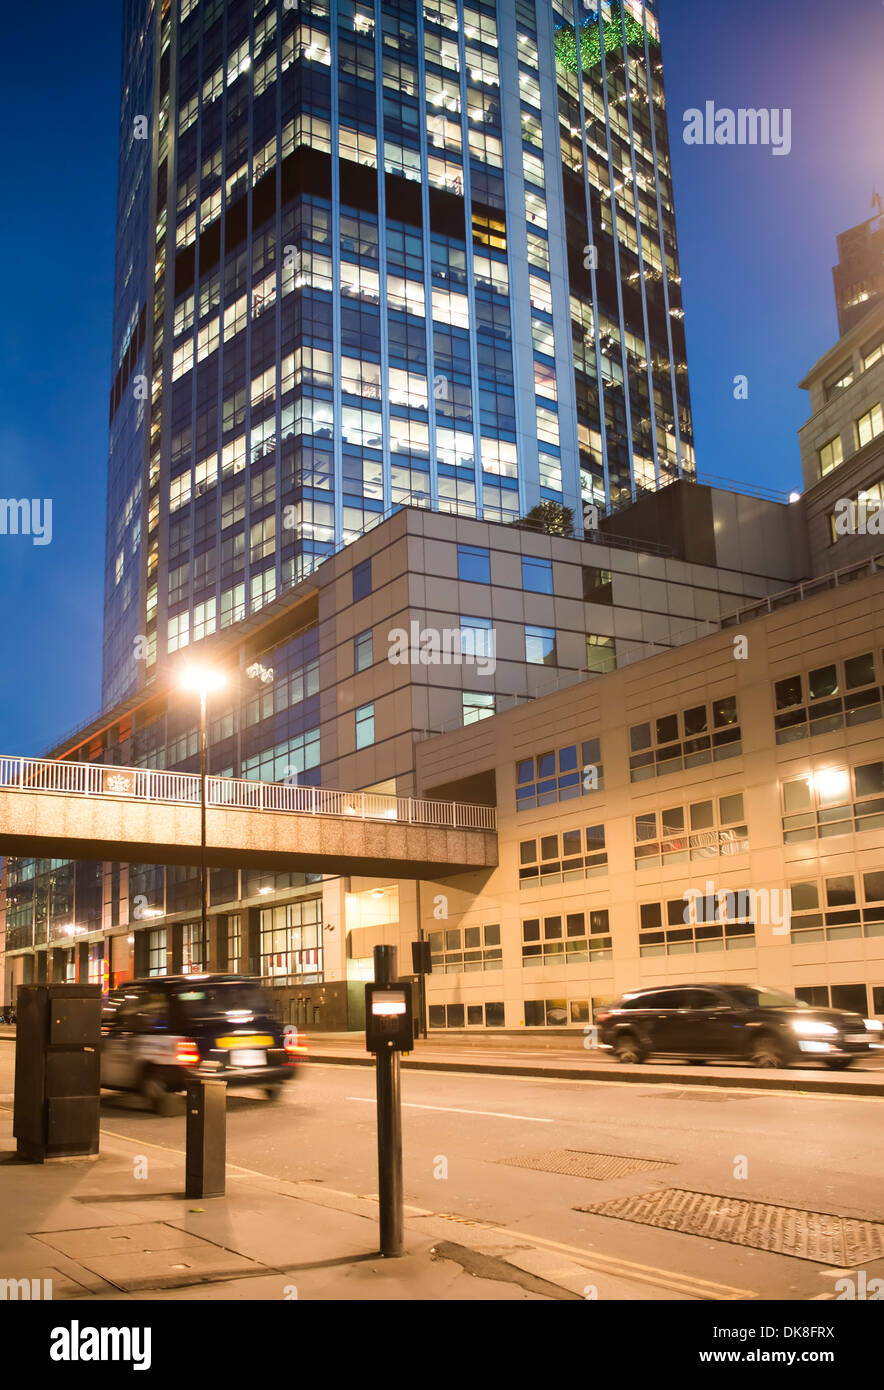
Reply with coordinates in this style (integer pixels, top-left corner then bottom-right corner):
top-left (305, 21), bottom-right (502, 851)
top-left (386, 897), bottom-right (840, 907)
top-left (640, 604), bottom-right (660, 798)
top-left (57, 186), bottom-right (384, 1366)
top-left (1, 1103), bottom-right (670, 1302)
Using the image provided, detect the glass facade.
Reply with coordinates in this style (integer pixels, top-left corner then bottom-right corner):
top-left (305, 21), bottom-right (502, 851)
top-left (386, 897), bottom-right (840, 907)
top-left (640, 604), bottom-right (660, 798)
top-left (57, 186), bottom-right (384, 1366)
top-left (101, 0), bottom-right (693, 708)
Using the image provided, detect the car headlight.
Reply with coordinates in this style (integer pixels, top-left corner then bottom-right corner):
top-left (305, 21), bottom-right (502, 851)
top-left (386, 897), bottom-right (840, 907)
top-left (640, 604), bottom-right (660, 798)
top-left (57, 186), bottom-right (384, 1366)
top-left (791, 1020), bottom-right (838, 1037)
top-left (863, 1019), bottom-right (883, 1032)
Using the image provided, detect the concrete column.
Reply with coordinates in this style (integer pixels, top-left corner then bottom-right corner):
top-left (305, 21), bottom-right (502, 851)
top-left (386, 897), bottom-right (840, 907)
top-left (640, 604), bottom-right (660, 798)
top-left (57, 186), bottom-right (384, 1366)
top-left (134, 929), bottom-right (150, 978)
top-left (171, 922), bottom-right (183, 974)
top-left (215, 915), bottom-right (228, 972)
top-left (246, 907), bottom-right (262, 976)
top-left (50, 948), bottom-right (66, 982)
top-left (36, 951), bottom-right (48, 983)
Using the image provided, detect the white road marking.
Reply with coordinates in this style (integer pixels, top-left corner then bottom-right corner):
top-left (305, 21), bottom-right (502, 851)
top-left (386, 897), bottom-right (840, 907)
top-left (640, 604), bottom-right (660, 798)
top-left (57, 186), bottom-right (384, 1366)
top-left (346, 1096), bottom-right (552, 1122)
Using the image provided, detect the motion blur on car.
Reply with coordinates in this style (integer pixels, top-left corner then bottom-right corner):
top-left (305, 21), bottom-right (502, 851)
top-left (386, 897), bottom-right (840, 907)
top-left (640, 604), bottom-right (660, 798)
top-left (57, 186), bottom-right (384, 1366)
top-left (597, 983), bottom-right (884, 1068)
top-left (100, 974), bottom-right (307, 1110)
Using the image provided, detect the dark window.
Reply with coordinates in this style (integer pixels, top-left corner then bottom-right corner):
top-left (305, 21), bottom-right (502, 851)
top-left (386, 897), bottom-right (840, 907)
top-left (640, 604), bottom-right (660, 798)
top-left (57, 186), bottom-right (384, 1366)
top-left (826, 876), bottom-right (856, 906)
top-left (775, 675), bottom-right (802, 710)
top-left (582, 566), bottom-right (613, 604)
top-left (795, 986), bottom-right (829, 1008)
top-left (845, 652), bottom-right (875, 689)
top-left (809, 665), bottom-right (838, 700)
top-left (863, 871), bottom-right (884, 902)
top-left (712, 696), bottom-right (738, 727)
top-left (683, 705), bottom-right (708, 735)
top-left (630, 723), bottom-right (651, 752)
top-left (855, 761), bottom-right (884, 798)
top-left (640, 903), bottom-right (662, 929)
top-left (830, 984), bottom-right (868, 1015)
top-left (352, 558), bottom-right (372, 601)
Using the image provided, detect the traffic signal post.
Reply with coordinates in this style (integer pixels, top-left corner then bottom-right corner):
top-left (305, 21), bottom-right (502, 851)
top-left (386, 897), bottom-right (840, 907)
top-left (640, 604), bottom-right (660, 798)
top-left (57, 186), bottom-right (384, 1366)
top-left (365, 945), bottom-right (413, 1257)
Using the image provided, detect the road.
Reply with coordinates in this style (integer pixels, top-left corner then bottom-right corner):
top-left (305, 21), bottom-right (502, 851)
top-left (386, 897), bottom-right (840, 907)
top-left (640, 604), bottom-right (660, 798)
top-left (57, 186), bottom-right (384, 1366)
top-left (1, 1044), bottom-right (881, 1300)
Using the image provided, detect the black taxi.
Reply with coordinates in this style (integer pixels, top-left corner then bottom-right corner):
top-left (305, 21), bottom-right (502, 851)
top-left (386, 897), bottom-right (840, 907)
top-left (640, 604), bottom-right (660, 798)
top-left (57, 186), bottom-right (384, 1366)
top-left (101, 974), bottom-right (307, 1109)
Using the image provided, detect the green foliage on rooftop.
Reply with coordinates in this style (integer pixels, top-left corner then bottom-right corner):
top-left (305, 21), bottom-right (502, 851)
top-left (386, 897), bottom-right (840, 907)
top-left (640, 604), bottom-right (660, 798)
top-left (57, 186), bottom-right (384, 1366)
top-left (554, 5), bottom-right (659, 76)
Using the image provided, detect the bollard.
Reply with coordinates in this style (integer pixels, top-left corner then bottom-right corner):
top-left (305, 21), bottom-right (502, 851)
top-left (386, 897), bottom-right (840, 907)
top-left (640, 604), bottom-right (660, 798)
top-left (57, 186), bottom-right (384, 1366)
top-left (185, 1078), bottom-right (227, 1198)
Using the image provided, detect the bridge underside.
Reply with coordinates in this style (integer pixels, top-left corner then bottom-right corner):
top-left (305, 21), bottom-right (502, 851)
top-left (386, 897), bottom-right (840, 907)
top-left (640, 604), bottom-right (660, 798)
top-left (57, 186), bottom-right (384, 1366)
top-left (0, 792), bottom-right (497, 880)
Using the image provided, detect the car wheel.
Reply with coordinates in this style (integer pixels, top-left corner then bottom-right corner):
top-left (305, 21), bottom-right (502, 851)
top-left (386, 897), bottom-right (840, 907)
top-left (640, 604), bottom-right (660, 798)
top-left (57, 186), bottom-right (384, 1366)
top-left (750, 1035), bottom-right (784, 1069)
top-left (823, 1058), bottom-right (853, 1070)
top-left (613, 1035), bottom-right (645, 1065)
top-left (264, 1085), bottom-right (282, 1100)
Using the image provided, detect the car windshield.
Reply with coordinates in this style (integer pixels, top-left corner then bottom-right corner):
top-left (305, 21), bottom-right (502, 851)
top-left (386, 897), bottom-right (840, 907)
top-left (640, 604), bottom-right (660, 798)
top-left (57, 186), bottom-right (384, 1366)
top-left (727, 985), bottom-right (812, 1011)
top-left (173, 983), bottom-right (271, 1020)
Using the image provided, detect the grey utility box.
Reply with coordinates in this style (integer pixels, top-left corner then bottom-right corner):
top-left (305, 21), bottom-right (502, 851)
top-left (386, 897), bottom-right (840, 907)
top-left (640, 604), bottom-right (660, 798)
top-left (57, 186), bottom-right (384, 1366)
top-left (13, 983), bottom-right (102, 1162)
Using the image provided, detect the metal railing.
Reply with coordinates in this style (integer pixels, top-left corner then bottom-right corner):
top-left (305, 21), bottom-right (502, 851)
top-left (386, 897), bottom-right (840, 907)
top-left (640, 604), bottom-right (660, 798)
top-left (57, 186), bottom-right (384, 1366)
top-left (0, 755), bottom-right (496, 831)
top-left (720, 552), bottom-right (883, 628)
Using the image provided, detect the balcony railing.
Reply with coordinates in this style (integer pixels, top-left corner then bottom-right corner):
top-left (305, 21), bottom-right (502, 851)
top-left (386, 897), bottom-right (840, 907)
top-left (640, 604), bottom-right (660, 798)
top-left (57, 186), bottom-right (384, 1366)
top-left (0, 756), bottom-right (496, 831)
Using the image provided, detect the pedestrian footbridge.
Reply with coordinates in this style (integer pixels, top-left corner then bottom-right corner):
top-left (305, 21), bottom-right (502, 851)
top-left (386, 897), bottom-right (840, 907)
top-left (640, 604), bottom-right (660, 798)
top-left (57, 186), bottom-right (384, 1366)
top-left (0, 756), bottom-right (497, 879)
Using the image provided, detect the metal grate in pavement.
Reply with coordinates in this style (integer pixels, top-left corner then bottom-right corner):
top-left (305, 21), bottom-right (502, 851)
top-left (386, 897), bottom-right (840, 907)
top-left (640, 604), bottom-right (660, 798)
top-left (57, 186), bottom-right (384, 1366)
top-left (575, 1189), bottom-right (884, 1265)
top-left (498, 1148), bottom-right (674, 1181)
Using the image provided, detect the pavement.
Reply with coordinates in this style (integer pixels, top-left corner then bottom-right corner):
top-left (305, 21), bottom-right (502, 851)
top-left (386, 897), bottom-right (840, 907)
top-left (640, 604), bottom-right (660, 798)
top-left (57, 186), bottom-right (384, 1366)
top-left (0, 1102), bottom-right (662, 1302)
top-left (1, 1028), bottom-right (882, 1302)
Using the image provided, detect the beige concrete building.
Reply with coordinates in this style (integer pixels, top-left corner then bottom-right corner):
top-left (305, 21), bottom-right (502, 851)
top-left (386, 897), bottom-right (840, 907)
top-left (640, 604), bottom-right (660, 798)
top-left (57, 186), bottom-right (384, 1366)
top-left (356, 564), bottom-right (884, 1030)
top-left (799, 302), bottom-right (884, 576)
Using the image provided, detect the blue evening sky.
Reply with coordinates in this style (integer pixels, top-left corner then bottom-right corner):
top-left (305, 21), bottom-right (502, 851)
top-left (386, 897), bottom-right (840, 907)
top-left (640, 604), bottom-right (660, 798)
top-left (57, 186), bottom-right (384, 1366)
top-left (0, 0), bottom-right (881, 753)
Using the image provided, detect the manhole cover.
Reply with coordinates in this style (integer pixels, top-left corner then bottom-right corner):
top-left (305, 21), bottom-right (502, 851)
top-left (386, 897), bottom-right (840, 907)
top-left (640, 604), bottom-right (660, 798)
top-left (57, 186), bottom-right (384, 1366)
top-left (498, 1149), bottom-right (673, 1180)
top-left (575, 1189), bottom-right (884, 1264)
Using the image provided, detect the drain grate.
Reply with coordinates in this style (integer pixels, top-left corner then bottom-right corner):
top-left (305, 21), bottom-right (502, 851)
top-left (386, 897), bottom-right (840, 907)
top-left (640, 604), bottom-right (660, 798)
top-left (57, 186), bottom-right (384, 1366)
top-left (499, 1148), bottom-right (674, 1181)
top-left (575, 1189), bottom-right (884, 1265)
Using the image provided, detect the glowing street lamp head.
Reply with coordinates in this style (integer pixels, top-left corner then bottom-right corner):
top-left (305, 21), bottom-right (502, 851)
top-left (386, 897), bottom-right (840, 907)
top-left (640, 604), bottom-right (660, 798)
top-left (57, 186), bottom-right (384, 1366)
top-left (179, 663), bottom-right (227, 697)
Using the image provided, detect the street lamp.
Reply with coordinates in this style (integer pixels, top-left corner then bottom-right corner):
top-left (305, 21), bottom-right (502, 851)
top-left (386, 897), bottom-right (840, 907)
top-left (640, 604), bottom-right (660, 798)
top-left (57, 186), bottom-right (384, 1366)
top-left (179, 664), bottom-right (227, 967)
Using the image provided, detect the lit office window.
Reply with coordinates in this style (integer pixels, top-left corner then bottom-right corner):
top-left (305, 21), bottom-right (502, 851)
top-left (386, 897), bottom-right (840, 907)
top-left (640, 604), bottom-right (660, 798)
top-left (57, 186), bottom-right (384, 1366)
top-left (463, 691), bottom-right (495, 724)
top-left (354, 629), bottom-right (373, 672)
top-left (356, 702), bottom-right (375, 749)
top-left (856, 403), bottom-right (884, 449)
top-left (586, 634), bottom-right (616, 674)
top-left (525, 624), bottom-right (556, 665)
top-left (818, 437), bottom-right (843, 477)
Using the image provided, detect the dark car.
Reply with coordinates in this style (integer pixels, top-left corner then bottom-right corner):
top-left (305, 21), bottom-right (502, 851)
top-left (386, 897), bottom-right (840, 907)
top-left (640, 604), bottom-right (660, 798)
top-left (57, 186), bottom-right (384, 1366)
top-left (100, 974), bottom-right (307, 1109)
top-left (597, 983), bottom-right (883, 1069)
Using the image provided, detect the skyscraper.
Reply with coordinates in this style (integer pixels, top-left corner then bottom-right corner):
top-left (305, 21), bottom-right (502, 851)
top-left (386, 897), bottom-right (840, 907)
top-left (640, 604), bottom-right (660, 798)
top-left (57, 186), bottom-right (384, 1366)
top-left (102, 0), bottom-right (694, 710)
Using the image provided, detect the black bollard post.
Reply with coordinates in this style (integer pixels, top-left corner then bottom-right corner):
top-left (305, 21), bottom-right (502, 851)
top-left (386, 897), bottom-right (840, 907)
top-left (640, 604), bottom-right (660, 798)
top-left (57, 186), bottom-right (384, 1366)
top-left (185, 1078), bottom-right (227, 1198)
top-left (374, 944), bottom-right (403, 1257)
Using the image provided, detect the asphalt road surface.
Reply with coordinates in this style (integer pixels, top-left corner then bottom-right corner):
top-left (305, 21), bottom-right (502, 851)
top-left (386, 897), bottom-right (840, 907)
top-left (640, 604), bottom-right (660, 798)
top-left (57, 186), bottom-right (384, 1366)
top-left (2, 1045), bottom-right (881, 1300)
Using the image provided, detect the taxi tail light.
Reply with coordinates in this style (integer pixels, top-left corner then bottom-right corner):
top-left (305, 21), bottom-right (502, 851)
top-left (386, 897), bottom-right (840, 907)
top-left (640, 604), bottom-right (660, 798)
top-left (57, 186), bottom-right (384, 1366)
top-left (595, 1012), bottom-right (612, 1024)
top-left (284, 1030), bottom-right (308, 1060)
top-left (175, 1038), bottom-right (201, 1066)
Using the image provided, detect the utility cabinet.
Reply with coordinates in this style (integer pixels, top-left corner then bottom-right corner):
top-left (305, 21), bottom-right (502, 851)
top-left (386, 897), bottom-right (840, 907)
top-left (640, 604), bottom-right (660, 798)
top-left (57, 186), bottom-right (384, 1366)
top-left (13, 983), bottom-right (101, 1162)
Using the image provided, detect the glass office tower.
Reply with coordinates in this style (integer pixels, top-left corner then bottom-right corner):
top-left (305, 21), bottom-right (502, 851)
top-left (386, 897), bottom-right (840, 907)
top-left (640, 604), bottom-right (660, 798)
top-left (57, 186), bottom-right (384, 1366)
top-left (101, 0), bottom-right (694, 708)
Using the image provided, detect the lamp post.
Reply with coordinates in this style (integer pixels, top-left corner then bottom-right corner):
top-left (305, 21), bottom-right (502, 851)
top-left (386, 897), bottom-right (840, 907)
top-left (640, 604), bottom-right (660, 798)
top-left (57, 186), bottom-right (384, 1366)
top-left (180, 665), bottom-right (226, 967)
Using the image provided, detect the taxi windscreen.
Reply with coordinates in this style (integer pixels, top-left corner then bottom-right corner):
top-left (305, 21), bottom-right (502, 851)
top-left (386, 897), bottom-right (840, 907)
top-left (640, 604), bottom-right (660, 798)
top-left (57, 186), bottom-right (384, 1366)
top-left (172, 983), bottom-right (273, 1021)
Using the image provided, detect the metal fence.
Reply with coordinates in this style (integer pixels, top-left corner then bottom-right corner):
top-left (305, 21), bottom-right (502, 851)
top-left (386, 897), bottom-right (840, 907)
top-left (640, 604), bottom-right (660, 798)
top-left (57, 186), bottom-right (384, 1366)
top-left (0, 755), bottom-right (495, 831)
